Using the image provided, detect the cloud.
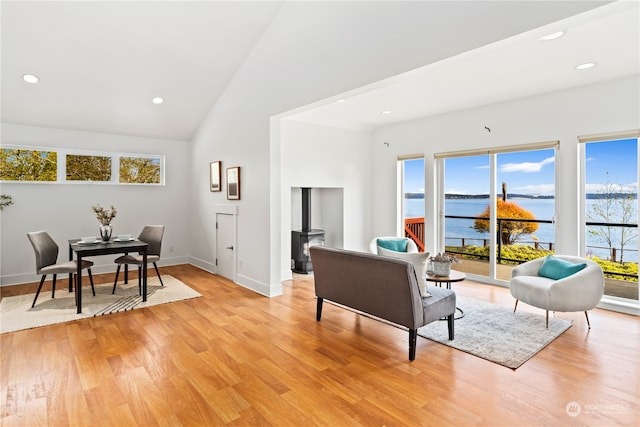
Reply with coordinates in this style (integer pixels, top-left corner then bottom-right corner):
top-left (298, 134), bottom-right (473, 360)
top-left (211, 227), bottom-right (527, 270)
top-left (500, 157), bottom-right (555, 173)
top-left (475, 165), bottom-right (490, 170)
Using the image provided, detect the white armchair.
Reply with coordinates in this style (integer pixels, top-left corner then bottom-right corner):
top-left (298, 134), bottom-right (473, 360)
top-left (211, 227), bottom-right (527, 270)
top-left (368, 236), bottom-right (419, 254)
top-left (509, 255), bottom-right (604, 329)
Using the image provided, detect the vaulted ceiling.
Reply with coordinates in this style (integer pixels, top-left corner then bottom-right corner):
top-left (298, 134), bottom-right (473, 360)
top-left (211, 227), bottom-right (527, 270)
top-left (288, 1), bottom-right (639, 130)
top-left (2, 1), bottom-right (637, 141)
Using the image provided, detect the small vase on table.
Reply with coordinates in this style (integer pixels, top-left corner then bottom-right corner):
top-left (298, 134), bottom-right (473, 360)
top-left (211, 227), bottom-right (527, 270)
top-left (99, 224), bottom-right (112, 242)
top-left (432, 261), bottom-right (451, 276)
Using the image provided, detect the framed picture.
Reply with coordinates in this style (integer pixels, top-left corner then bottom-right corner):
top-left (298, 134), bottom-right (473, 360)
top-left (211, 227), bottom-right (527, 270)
top-left (210, 161), bottom-right (221, 192)
top-left (227, 166), bottom-right (240, 200)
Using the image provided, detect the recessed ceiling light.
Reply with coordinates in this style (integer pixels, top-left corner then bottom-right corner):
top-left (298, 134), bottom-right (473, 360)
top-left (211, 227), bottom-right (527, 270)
top-left (381, 110), bottom-right (393, 115)
top-left (539, 31), bottom-right (565, 41)
top-left (152, 97), bottom-right (164, 104)
top-left (336, 99), bottom-right (346, 103)
top-left (575, 62), bottom-right (596, 70)
top-left (22, 74), bottom-right (39, 84)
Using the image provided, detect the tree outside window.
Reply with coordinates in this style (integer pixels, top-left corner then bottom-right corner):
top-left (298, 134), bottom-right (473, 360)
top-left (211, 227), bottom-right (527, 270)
top-left (0, 148), bottom-right (57, 181)
top-left (119, 156), bottom-right (161, 184)
top-left (66, 154), bottom-right (112, 181)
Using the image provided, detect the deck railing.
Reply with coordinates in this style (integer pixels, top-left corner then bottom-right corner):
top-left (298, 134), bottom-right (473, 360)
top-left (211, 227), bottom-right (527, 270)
top-left (404, 216), bottom-right (638, 278)
top-left (404, 217), bottom-right (425, 252)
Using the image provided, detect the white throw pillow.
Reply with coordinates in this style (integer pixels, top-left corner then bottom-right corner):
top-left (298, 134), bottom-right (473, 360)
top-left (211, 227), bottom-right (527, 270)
top-left (378, 247), bottom-right (431, 297)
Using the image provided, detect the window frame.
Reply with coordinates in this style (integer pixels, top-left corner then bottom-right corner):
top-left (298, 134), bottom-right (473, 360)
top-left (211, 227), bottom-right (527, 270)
top-left (0, 145), bottom-right (165, 186)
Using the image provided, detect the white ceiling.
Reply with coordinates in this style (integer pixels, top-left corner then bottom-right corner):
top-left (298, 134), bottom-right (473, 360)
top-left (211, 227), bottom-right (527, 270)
top-left (288, 0), bottom-right (639, 131)
top-left (1, 1), bottom-right (638, 141)
top-left (1, 1), bottom-right (283, 141)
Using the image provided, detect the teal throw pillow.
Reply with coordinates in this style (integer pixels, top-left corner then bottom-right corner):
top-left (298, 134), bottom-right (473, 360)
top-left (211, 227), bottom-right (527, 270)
top-left (377, 238), bottom-right (408, 253)
top-left (538, 255), bottom-right (586, 280)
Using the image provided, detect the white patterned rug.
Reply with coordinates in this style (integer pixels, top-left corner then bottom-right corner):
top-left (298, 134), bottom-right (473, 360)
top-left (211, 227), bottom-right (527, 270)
top-left (0, 275), bottom-right (201, 334)
top-left (418, 295), bottom-right (572, 369)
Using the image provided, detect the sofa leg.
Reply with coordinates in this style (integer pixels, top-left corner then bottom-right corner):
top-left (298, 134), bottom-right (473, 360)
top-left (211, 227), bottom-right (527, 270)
top-left (513, 299), bottom-right (518, 313)
top-left (316, 297), bottom-right (323, 321)
top-left (409, 329), bottom-right (417, 361)
top-left (447, 314), bottom-right (455, 340)
top-left (584, 311), bottom-right (591, 329)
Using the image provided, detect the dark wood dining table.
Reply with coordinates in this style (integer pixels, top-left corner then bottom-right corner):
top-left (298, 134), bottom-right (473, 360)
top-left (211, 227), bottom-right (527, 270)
top-left (68, 239), bottom-right (149, 314)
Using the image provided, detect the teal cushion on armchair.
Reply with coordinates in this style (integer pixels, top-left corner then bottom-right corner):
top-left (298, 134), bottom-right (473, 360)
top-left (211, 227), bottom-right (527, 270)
top-left (377, 238), bottom-right (409, 252)
top-left (538, 255), bottom-right (586, 280)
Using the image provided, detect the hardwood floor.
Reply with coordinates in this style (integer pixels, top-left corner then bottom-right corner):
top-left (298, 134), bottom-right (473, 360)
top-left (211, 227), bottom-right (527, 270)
top-left (1, 264), bottom-right (638, 426)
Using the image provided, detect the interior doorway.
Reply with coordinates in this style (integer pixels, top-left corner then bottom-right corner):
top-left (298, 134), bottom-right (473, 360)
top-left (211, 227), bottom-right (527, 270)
top-left (216, 212), bottom-right (236, 281)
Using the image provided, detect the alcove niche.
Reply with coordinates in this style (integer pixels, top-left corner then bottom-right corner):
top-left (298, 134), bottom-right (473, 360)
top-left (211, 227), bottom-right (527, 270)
top-left (290, 187), bottom-right (344, 272)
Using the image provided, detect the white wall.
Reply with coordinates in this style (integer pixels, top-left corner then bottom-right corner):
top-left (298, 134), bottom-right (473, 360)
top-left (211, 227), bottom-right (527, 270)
top-left (282, 120), bottom-right (371, 280)
top-left (371, 76), bottom-right (640, 263)
top-left (189, 0), bottom-right (555, 295)
top-left (0, 123), bottom-right (191, 285)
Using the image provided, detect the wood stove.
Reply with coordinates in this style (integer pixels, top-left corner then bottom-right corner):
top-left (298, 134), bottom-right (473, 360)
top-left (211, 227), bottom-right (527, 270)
top-left (291, 187), bottom-right (325, 274)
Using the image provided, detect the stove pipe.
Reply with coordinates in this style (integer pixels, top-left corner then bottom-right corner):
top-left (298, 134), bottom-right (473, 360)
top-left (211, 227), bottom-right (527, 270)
top-left (301, 187), bottom-right (311, 232)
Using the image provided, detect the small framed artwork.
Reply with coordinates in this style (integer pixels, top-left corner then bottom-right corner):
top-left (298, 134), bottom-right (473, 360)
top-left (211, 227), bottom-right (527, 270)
top-left (227, 166), bottom-right (241, 200)
top-left (210, 161), bottom-right (221, 192)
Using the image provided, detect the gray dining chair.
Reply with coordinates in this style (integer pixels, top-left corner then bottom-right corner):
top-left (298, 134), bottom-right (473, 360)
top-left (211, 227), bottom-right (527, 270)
top-left (112, 225), bottom-right (165, 294)
top-left (27, 231), bottom-right (95, 308)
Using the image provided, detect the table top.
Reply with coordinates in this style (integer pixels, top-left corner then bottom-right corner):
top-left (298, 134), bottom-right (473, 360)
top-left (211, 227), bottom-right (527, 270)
top-left (425, 269), bottom-right (466, 282)
top-left (69, 238), bottom-right (148, 255)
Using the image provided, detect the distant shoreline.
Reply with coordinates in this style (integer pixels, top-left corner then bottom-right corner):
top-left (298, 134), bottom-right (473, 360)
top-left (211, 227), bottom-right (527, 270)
top-left (405, 193), bottom-right (637, 200)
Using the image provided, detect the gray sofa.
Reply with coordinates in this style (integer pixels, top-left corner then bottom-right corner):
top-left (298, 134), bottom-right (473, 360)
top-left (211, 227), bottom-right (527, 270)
top-left (309, 246), bottom-right (456, 361)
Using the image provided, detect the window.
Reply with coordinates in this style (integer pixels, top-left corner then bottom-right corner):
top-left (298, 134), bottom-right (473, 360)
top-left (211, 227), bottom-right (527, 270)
top-left (119, 156), bottom-right (161, 184)
top-left (0, 148), bottom-right (57, 182)
top-left (0, 145), bottom-right (164, 185)
top-left (66, 154), bottom-right (112, 182)
top-left (400, 157), bottom-right (425, 251)
top-left (580, 131), bottom-right (639, 302)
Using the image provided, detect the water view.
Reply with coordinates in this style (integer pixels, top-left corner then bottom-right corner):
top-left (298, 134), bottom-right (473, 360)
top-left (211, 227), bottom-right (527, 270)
top-left (405, 197), bottom-right (639, 262)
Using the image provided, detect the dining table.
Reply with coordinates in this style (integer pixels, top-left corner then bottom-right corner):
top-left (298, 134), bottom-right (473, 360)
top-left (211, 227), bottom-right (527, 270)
top-left (68, 238), bottom-right (149, 314)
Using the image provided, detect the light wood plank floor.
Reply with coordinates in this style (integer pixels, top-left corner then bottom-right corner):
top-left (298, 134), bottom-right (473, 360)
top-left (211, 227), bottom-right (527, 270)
top-left (1, 264), bottom-right (638, 426)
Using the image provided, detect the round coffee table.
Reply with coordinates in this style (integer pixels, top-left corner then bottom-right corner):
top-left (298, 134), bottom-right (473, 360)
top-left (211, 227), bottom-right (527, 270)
top-left (426, 270), bottom-right (465, 319)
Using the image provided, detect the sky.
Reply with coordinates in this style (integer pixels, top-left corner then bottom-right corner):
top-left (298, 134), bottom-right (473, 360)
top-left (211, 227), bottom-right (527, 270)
top-left (404, 139), bottom-right (638, 195)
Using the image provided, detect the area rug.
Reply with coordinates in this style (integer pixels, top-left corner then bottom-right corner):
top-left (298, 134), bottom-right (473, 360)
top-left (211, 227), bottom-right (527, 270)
top-left (0, 275), bottom-right (201, 334)
top-left (418, 296), bottom-right (572, 369)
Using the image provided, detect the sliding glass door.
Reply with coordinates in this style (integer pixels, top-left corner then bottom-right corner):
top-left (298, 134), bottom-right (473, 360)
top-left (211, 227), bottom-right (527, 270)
top-left (440, 145), bottom-right (556, 283)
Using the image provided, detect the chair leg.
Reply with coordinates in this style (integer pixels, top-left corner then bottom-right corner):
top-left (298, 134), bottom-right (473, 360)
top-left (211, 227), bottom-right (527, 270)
top-left (32, 275), bottom-right (47, 308)
top-left (88, 269), bottom-right (95, 296)
top-left (513, 299), bottom-right (518, 313)
top-left (584, 311), bottom-right (591, 329)
top-left (546, 310), bottom-right (549, 329)
top-left (51, 274), bottom-right (57, 299)
top-left (112, 265), bottom-right (121, 294)
top-left (153, 262), bottom-right (164, 286)
top-left (138, 266), bottom-right (142, 295)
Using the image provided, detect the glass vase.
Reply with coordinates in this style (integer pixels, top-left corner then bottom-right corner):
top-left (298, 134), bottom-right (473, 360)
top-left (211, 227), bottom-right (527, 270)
top-left (99, 224), bottom-right (112, 242)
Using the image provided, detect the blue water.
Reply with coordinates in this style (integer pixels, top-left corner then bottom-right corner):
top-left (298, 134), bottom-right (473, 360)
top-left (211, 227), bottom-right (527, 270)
top-left (405, 198), bottom-right (638, 261)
